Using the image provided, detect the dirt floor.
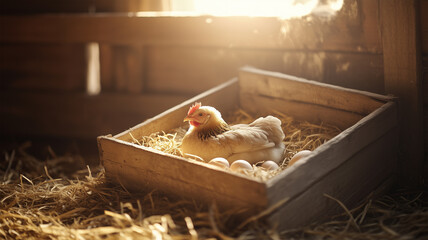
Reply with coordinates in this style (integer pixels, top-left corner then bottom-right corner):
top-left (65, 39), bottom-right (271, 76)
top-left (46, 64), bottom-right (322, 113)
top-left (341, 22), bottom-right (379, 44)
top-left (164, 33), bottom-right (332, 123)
top-left (1, 139), bottom-right (427, 239)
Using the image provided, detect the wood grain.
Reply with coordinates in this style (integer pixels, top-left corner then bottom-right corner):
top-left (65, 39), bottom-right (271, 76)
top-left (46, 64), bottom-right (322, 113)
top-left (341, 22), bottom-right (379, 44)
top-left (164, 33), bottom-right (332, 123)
top-left (420, 0), bottom-right (428, 53)
top-left (146, 47), bottom-right (384, 94)
top-left (421, 0), bottom-right (428, 180)
top-left (0, 91), bottom-right (190, 138)
top-left (266, 101), bottom-right (398, 205)
top-left (99, 44), bottom-right (145, 93)
top-left (425, 110), bottom-right (428, 153)
top-left (99, 137), bottom-right (268, 212)
top-left (240, 93), bottom-right (363, 131)
top-left (321, 52), bottom-right (384, 93)
top-left (0, 0), bottom-right (157, 14)
top-left (0, 1), bottom-right (381, 53)
top-left (145, 46), bottom-right (240, 94)
top-left (0, 43), bottom-right (86, 91)
top-left (112, 45), bottom-right (145, 93)
top-left (424, 54), bottom-right (428, 178)
top-left (239, 67), bottom-right (389, 116)
top-left (380, 0), bottom-right (424, 185)
top-left (424, 56), bottom-right (428, 106)
top-left (99, 44), bottom-right (114, 91)
top-left (268, 128), bottom-right (398, 229)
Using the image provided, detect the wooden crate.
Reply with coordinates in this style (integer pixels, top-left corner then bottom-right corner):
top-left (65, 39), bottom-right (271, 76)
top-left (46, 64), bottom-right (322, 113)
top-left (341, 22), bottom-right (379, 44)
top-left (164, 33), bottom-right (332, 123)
top-left (97, 66), bottom-right (398, 229)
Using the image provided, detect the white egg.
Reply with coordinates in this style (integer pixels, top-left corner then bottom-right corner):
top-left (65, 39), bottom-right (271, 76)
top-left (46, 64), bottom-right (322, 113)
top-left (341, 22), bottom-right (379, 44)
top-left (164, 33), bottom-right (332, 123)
top-left (261, 160), bottom-right (279, 170)
top-left (230, 160), bottom-right (253, 173)
top-left (208, 157), bottom-right (230, 169)
top-left (289, 150), bottom-right (312, 166)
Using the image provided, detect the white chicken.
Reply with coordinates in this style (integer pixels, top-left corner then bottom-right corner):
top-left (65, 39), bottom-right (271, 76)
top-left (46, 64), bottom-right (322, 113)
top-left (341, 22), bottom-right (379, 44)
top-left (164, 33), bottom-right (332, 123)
top-left (180, 102), bottom-right (285, 164)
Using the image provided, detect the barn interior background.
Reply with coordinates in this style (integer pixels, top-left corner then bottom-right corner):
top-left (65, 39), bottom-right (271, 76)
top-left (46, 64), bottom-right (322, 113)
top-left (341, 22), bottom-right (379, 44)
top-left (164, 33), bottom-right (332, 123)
top-left (0, 0), bottom-right (427, 239)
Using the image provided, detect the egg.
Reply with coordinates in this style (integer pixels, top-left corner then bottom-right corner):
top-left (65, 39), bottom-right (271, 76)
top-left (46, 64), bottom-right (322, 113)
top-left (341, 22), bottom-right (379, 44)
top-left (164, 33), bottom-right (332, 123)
top-left (261, 160), bottom-right (279, 170)
top-left (230, 160), bottom-right (253, 173)
top-left (289, 150), bottom-right (312, 166)
top-left (208, 157), bottom-right (229, 169)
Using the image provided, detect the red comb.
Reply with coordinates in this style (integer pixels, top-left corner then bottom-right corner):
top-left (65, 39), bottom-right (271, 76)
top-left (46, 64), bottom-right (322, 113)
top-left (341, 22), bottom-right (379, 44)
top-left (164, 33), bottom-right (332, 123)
top-left (188, 102), bottom-right (201, 115)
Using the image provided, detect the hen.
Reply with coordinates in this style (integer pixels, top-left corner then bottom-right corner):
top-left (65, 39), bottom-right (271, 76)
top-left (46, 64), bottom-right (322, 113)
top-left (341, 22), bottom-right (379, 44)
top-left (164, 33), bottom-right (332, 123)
top-left (180, 102), bottom-right (285, 164)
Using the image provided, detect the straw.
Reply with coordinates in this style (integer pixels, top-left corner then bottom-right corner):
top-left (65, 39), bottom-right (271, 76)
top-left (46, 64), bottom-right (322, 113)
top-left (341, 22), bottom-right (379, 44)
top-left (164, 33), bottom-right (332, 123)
top-left (1, 144), bottom-right (427, 240)
top-left (131, 108), bottom-right (341, 180)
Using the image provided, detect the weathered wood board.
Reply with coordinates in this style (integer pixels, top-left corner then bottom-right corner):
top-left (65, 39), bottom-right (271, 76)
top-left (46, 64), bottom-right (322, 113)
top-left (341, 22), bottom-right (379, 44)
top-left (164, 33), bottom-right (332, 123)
top-left (0, 0), bottom-right (159, 14)
top-left (421, 0), bottom-right (428, 53)
top-left (145, 47), bottom-right (384, 94)
top-left (0, 43), bottom-right (86, 91)
top-left (380, 0), bottom-right (424, 185)
top-left (97, 67), bottom-right (398, 229)
top-left (0, 9), bottom-right (380, 52)
top-left (0, 92), bottom-right (190, 138)
top-left (100, 44), bottom-right (145, 93)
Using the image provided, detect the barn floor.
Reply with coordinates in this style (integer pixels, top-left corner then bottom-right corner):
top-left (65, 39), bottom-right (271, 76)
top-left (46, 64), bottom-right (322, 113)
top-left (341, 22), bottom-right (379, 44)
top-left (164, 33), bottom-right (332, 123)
top-left (1, 139), bottom-right (427, 240)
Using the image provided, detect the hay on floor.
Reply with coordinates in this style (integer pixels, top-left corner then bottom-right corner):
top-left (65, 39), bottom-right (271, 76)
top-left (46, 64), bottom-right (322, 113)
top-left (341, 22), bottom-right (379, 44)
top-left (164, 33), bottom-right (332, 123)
top-left (1, 144), bottom-right (427, 240)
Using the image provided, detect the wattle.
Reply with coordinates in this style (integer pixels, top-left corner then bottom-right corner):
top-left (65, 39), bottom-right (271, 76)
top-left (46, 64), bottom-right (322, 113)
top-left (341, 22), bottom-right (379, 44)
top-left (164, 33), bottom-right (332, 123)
top-left (190, 121), bottom-right (201, 127)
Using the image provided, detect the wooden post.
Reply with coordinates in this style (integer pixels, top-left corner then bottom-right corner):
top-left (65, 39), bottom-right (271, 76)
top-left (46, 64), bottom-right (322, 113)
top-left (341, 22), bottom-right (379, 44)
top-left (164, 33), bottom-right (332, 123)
top-left (380, 0), bottom-right (424, 185)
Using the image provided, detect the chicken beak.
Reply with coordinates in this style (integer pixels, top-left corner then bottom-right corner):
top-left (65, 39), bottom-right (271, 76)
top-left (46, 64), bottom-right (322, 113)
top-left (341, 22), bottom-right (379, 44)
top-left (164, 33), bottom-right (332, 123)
top-left (183, 116), bottom-right (193, 122)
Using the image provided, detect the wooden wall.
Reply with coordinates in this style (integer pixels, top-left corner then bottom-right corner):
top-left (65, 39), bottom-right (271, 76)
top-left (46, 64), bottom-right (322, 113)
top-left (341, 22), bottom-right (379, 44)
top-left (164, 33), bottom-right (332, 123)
top-left (421, 0), bottom-right (428, 181)
top-left (0, 0), bottom-right (384, 138)
top-left (0, 0), bottom-right (164, 14)
top-left (0, 0), bottom-right (426, 182)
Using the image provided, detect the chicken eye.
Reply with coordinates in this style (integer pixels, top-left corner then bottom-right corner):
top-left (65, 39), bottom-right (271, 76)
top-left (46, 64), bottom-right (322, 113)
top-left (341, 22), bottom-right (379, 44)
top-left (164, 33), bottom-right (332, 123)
top-left (198, 113), bottom-right (203, 116)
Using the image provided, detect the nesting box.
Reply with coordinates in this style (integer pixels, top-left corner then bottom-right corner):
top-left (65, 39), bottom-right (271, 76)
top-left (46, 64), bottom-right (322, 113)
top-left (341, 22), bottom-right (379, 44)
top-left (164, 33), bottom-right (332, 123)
top-left (97, 67), bottom-right (398, 229)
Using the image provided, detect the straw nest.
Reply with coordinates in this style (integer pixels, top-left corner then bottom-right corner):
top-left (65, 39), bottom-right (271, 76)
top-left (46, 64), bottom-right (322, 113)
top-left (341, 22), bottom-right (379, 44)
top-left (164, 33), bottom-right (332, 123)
top-left (1, 142), bottom-right (427, 240)
top-left (130, 109), bottom-right (341, 180)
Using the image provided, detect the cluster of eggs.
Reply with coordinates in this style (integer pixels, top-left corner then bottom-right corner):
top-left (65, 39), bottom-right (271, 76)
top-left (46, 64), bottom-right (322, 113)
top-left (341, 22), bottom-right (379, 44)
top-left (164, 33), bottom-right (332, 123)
top-left (207, 158), bottom-right (280, 174)
top-left (207, 150), bottom-right (312, 174)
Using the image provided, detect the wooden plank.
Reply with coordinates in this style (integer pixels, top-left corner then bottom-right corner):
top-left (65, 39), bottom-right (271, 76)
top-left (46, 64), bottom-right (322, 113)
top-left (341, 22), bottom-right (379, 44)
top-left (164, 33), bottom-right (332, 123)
top-left (0, 0), bottom-right (98, 14)
top-left (0, 4), bottom-right (381, 53)
top-left (268, 128), bottom-right (397, 229)
top-left (423, 54), bottom-right (428, 180)
top-left (112, 45), bottom-right (145, 93)
top-left (266, 101), bottom-right (398, 205)
top-left (0, 0), bottom-right (155, 14)
top-left (425, 111), bottom-right (428, 153)
top-left (99, 44), bottom-right (145, 93)
top-left (423, 54), bottom-right (428, 181)
top-left (380, 0), bottom-right (424, 185)
top-left (321, 52), bottom-right (384, 93)
top-left (0, 43), bottom-right (86, 91)
top-left (240, 93), bottom-right (363, 131)
top-left (103, 160), bottom-right (262, 214)
top-left (0, 91), bottom-right (191, 138)
top-left (99, 137), bottom-right (267, 213)
top-left (424, 55), bottom-right (428, 105)
top-left (420, 0), bottom-right (428, 53)
top-left (146, 47), bottom-right (384, 94)
top-left (99, 44), bottom-right (114, 91)
top-left (239, 67), bottom-right (390, 116)
top-left (146, 46), bottom-right (242, 94)
top-left (278, 51), bottom-right (385, 93)
top-left (116, 78), bottom-right (239, 142)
